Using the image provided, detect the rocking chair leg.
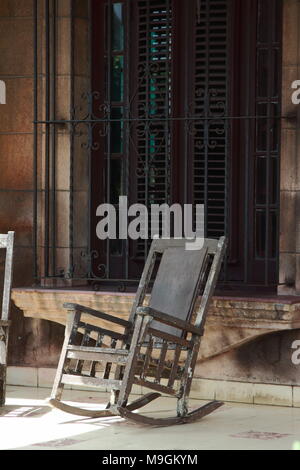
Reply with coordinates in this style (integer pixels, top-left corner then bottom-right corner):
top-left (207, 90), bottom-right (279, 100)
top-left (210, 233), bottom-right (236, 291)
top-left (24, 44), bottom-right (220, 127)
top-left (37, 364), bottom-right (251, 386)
top-left (177, 396), bottom-right (188, 418)
top-left (50, 310), bottom-right (80, 404)
top-left (176, 343), bottom-right (200, 417)
top-left (0, 364), bottom-right (6, 407)
top-left (126, 392), bottom-right (161, 411)
top-left (49, 398), bottom-right (115, 418)
top-left (117, 314), bottom-right (146, 407)
top-left (106, 389), bottom-right (122, 409)
top-left (0, 325), bottom-right (9, 407)
top-left (117, 400), bottom-right (224, 426)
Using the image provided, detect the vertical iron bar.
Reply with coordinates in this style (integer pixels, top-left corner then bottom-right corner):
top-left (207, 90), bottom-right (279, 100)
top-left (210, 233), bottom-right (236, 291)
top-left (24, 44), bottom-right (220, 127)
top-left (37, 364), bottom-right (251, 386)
top-left (124, 0), bottom-right (130, 279)
top-left (106, 0), bottom-right (112, 278)
top-left (33, 0), bottom-right (38, 280)
top-left (69, 0), bottom-right (75, 278)
top-left (165, 0), bottom-right (170, 206)
top-left (265, 79), bottom-right (271, 284)
top-left (275, 0), bottom-right (283, 287)
top-left (243, 127), bottom-right (250, 285)
top-left (51, 0), bottom-right (57, 276)
top-left (264, 0), bottom-right (275, 286)
top-left (87, 0), bottom-right (92, 275)
top-left (45, 0), bottom-right (50, 277)
top-left (183, 3), bottom-right (188, 207)
top-left (203, 0), bottom-right (209, 238)
top-left (243, 1), bottom-right (251, 285)
top-left (223, 2), bottom-right (230, 282)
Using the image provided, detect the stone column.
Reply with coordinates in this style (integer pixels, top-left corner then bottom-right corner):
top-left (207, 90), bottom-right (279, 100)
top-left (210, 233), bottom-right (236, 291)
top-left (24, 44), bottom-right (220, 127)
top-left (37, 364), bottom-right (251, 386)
top-left (37, 0), bottom-right (91, 286)
top-left (278, 0), bottom-right (300, 295)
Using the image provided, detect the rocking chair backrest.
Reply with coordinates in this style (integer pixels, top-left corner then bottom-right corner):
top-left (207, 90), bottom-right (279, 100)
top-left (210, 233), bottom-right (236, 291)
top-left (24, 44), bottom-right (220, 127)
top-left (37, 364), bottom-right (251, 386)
top-left (130, 237), bottom-right (226, 337)
top-left (149, 246), bottom-right (208, 337)
top-left (0, 232), bottom-right (14, 321)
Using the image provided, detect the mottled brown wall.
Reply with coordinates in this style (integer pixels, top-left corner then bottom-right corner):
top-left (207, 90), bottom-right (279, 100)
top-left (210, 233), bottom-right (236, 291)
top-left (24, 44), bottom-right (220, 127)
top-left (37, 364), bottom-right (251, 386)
top-left (0, 0), bottom-right (64, 367)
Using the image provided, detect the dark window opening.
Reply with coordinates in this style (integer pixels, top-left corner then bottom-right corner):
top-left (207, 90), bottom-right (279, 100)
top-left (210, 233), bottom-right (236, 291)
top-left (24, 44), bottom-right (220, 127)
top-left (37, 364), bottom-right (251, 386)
top-left (34, 0), bottom-right (282, 292)
top-left (91, 0), bottom-right (282, 290)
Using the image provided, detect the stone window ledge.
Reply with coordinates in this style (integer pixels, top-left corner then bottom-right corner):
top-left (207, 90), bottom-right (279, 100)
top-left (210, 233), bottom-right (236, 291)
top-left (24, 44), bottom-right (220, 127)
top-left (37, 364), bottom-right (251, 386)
top-left (11, 287), bottom-right (300, 362)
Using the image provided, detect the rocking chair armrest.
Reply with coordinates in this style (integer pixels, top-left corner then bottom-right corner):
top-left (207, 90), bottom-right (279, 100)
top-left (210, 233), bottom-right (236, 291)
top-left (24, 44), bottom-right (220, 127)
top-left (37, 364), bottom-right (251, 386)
top-left (136, 306), bottom-right (204, 336)
top-left (63, 303), bottom-right (131, 329)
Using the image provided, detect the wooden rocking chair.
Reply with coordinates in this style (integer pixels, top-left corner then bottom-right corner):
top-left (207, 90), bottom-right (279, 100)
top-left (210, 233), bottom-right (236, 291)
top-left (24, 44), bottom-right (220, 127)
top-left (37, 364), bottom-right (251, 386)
top-left (0, 232), bottom-right (14, 406)
top-left (49, 236), bottom-right (227, 426)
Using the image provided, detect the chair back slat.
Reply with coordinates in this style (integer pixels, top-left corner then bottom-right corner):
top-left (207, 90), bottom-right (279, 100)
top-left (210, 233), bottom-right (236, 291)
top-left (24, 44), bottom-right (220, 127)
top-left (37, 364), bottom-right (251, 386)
top-left (195, 236), bottom-right (227, 328)
top-left (149, 245), bottom-right (208, 337)
top-left (1, 232), bottom-right (14, 321)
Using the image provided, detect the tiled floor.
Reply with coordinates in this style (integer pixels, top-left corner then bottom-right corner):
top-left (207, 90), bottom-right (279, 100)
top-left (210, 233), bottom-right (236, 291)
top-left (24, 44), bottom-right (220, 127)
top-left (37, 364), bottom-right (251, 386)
top-left (1, 386), bottom-right (300, 450)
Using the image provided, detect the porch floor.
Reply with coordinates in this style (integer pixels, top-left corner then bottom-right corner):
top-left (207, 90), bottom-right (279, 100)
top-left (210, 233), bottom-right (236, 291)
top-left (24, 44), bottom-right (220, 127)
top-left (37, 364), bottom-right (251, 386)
top-left (1, 386), bottom-right (300, 450)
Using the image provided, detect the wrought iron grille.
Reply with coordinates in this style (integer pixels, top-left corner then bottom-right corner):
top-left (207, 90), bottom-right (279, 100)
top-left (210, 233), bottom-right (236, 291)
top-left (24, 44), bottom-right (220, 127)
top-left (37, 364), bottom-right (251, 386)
top-left (33, 0), bottom-right (282, 291)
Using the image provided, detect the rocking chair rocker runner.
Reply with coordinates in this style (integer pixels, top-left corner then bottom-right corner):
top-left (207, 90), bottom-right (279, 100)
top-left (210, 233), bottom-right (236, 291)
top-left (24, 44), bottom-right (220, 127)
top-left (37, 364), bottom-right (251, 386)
top-left (0, 232), bottom-right (14, 406)
top-left (49, 236), bottom-right (227, 426)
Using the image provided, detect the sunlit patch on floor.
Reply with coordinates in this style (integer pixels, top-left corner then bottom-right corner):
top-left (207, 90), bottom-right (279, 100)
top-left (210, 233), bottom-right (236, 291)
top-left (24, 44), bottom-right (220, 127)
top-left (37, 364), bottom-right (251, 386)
top-left (0, 406), bottom-right (48, 418)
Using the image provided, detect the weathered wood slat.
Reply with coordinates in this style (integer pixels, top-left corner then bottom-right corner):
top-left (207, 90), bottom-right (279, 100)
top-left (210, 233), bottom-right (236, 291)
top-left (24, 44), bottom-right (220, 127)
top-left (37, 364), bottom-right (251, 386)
top-left (129, 243), bottom-right (157, 324)
top-left (137, 306), bottom-right (204, 336)
top-left (117, 313), bottom-right (145, 405)
top-left (67, 345), bottom-right (128, 355)
top-left (133, 377), bottom-right (178, 396)
top-left (103, 338), bottom-right (117, 380)
top-left (195, 237), bottom-right (227, 329)
top-left (89, 332), bottom-right (104, 377)
top-left (50, 310), bottom-right (81, 402)
top-left (77, 322), bottom-right (126, 341)
top-left (67, 350), bottom-right (128, 364)
top-left (134, 359), bottom-right (182, 380)
top-left (155, 341), bottom-right (168, 382)
top-left (64, 303), bottom-right (131, 328)
top-left (141, 335), bottom-right (154, 380)
top-left (61, 374), bottom-right (122, 389)
top-left (75, 328), bottom-right (90, 374)
top-left (151, 238), bottom-right (218, 254)
top-left (168, 345), bottom-right (182, 387)
top-left (147, 327), bottom-right (192, 348)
